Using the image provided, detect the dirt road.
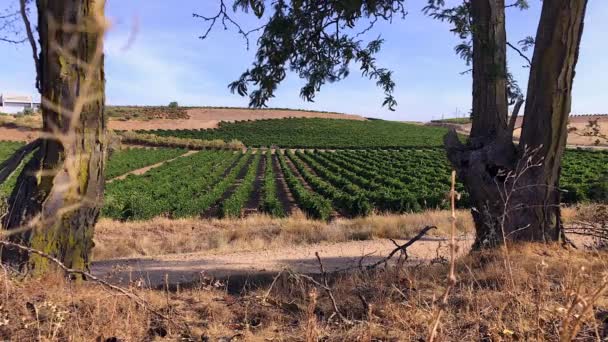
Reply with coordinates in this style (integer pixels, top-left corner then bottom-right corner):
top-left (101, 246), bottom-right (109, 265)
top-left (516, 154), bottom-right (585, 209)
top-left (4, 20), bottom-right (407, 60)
top-left (90, 236), bottom-right (472, 291)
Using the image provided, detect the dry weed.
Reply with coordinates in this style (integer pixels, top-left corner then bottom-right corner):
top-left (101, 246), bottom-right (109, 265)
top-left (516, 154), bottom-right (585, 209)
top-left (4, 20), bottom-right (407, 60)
top-left (2, 243), bottom-right (608, 340)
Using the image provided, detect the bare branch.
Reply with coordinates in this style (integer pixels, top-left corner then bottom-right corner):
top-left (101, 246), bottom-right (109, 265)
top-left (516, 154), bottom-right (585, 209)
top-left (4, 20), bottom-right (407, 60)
top-left (19, 0), bottom-right (40, 92)
top-left (507, 98), bottom-right (525, 133)
top-left (507, 41), bottom-right (532, 67)
top-left (366, 225), bottom-right (437, 269)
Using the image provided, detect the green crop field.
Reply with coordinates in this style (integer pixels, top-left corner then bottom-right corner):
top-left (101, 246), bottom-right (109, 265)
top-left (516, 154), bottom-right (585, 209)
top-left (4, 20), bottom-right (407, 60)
top-left (143, 118), bottom-right (450, 148)
top-left (105, 147), bottom-right (187, 179)
top-left (102, 148), bottom-right (607, 221)
top-left (1, 141), bottom-right (606, 221)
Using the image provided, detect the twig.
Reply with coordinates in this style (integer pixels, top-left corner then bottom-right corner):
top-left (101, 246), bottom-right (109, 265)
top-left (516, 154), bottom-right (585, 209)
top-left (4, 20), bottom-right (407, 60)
top-left (262, 269), bottom-right (285, 303)
top-left (315, 252), bottom-right (351, 324)
top-left (366, 225), bottom-right (437, 269)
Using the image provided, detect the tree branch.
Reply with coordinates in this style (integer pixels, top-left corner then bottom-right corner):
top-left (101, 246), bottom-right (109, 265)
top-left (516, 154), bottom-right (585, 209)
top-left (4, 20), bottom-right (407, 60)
top-left (19, 0), bottom-right (40, 92)
top-left (507, 98), bottom-right (525, 133)
top-left (507, 41), bottom-right (532, 67)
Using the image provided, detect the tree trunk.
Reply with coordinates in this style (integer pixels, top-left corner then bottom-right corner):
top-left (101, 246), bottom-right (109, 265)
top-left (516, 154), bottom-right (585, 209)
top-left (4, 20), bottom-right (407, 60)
top-left (1, 0), bottom-right (106, 273)
top-left (470, 0), bottom-right (509, 140)
top-left (445, 0), bottom-right (588, 248)
top-left (514, 0), bottom-right (588, 242)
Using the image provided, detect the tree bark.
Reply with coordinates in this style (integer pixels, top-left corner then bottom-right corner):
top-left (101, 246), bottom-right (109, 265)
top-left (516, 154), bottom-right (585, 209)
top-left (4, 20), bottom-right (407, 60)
top-left (514, 0), bottom-right (588, 241)
top-left (470, 0), bottom-right (509, 140)
top-left (1, 0), bottom-right (106, 272)
top-left (445, 0), bottom-right (588, 248)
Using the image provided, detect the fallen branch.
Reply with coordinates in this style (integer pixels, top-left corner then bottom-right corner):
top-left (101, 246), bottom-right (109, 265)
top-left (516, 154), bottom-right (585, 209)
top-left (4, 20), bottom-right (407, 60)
top-left (366, 225), bottom-right (437, 270)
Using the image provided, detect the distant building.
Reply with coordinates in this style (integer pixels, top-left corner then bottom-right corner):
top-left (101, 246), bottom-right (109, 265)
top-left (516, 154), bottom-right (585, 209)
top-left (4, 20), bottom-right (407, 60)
top-left (0, 93), bottom-right (40, 114)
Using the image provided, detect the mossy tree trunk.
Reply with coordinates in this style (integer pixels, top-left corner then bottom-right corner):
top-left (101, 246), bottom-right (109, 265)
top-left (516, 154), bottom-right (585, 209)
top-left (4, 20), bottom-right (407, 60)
top-left (446, 0), bottom-right (588, 248)
top-left (1, 0), bottom-right (106, 272)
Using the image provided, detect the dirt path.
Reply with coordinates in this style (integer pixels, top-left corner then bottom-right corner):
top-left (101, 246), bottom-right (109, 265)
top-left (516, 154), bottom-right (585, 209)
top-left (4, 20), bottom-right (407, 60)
top-left (107, 150), bottom-right (198, 183)
top-left (90, 236), bottom-right (473, 290)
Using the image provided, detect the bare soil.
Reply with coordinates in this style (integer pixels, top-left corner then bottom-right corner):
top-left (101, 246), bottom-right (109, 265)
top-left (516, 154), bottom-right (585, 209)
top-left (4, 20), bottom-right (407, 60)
top-left (91, 236), bottom-right (472, 289)
top-left (108, 107), bottom-right (365, 131)
top-left (444, 114), bottom-right (608, 147)
top-left (0, 126), bottom-right (38, 142)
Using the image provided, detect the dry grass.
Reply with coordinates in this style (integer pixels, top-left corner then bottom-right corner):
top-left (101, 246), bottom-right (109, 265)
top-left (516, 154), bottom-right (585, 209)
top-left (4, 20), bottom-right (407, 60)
top-left (2, 243), bottom-right (608, 340)
top-left (92, 210), bottom-right (473, 260)
top-left (0, 113), bottom-right (42, 130)
top-left (116, 130), bottom-right (245, 150)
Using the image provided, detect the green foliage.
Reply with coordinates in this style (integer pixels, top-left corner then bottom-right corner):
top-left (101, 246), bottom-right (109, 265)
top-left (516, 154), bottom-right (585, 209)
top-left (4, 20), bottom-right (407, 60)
top-left (260, 152), bottom-right (285, 217)
top-left (168, 101), bottom-right (179, 108)
top-left (2, 140), bottom-right (601, 221)
top-left (102, 151), bottom-right (241, 220)
top-left (220, 152), bottom-right (262, 218)
top-left (0, 141), bottom-right (25, 199)
top-left (276, 151), bottom-right (333, 220)
top-left (106, 148), bottom-right (186, 180)
top-left (288, 150), bottom-right (372, 217)
top-left (561, 149), bottom-right (608, 204)
top-left (146, 118), bottom-right (449, 148)
top-left (198, 0), bottom-right (406, 109)
top-left (431, 117), bottom-right (471, 124)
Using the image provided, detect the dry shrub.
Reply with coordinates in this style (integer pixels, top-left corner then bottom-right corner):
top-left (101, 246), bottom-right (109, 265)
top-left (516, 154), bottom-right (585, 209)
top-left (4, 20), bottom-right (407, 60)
top-left (116, 131), bottom-right (245, 150)
top-left (93, 210), bottom-right (473, 260)
top-left (0, 113), bottom-right (42, 130)
top-left (2, 243), bottom-right (608, 340)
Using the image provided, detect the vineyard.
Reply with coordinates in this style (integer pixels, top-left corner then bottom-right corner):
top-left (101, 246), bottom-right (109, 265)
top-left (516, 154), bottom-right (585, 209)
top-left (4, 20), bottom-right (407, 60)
top-left (101, 148), bottom-right (607, 221)
top-left (143, 118), bottom-right (450, 148)
top-left (1, 141), bottom-right (606, 221)
top-left (105, 147), bottom-right (187, 179)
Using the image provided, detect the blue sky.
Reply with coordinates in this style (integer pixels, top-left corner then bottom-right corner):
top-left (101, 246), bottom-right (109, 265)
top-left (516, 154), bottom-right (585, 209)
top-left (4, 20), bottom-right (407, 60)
top-left (1, 1), bottom-right (606, 121)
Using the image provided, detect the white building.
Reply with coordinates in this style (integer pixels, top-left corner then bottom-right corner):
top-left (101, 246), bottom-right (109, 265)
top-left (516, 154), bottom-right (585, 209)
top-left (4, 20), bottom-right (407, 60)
top-left (0, 94), bottom-right (40, 114)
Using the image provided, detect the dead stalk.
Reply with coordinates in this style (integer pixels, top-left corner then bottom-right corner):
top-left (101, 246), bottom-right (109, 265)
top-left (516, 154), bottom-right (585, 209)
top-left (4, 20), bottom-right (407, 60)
top-left (428, 170), bottom-right (457, 341)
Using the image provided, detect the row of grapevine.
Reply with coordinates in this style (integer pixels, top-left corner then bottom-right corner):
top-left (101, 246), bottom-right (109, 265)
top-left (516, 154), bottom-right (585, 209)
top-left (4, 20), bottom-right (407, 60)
top-left (276, 152), bottom-right (333, 220)
top-left (286, 151), bottom-right (372, 217)
top-left (297, 150), bottom-right (424, 212)
top-left (260, 152), bottom-right (285, 217)
top-left (219, 152), bottom-right (262, 218)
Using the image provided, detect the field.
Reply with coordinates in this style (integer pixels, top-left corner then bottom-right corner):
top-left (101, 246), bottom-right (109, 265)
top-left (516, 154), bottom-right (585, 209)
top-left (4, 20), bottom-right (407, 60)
top-left (105, 147), bottom-right (187, 179)
top-left (144, 118), bottom-right (450, 148)
top-left (1, 140), bottom-right (606, 221)
top-left (101, 148), bottom-right (606, 221)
